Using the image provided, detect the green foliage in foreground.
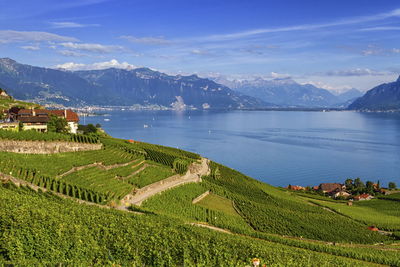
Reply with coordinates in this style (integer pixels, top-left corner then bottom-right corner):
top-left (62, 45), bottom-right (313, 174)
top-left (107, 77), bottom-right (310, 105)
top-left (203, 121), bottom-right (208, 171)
top-left (0, 129), bottom-right (99, 143)
top-left (127, 163), bottom-right (173, 188)
top-left (0, 184), bottom-right (388, 266)
top-left (310, 198), bottom-right (400, 231)
top-left (199, 162), bottom-right (391, 244)
top-left (143, 183), bottom-right (253, 233)
top-left (0, 147), bottom-right (140, 177)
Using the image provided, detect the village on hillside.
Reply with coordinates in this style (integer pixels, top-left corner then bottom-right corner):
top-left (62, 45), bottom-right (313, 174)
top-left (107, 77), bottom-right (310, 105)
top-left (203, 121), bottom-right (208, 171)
top-left (287, 179), bottom-right (399, 202)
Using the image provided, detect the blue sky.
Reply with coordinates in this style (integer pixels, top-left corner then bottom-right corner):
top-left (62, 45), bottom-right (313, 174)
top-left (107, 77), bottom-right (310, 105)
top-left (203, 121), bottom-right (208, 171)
top-left (1, 0), bottom-right (400, 91)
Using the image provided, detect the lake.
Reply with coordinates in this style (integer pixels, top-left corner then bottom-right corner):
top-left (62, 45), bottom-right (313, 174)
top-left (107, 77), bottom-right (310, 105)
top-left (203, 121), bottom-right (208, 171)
top-left (84, 110), bottom-right (400, 187)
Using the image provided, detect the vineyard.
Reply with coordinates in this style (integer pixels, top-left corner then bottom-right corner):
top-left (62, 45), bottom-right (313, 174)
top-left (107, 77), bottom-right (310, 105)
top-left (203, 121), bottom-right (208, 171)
top-left (309, 198), bottom-right (400, 231)
top-left (0, 134), bottom-right (200, 203)
top-left (197, 162), bottom-right (391, 244)
top-left (127, 163), bottom-right (173, 188)
top-left (1, 131), bottom-right (399, 265)
top-left (1, 183), bottom-right (398, 266)
top-left (379, 192), bottom-right (400, 202)
top-left (142, 183), bottom-right (253, 233)
top-left (0, 129), bottom-right (99, 144)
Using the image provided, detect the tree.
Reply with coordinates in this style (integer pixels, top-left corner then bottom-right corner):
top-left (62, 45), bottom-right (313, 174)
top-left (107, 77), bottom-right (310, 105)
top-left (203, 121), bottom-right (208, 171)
top-left (345, 179), bottom-right (353, 190)
top-left (78, 124), bottom-right (97, 134)
top-left (95, 123), bottom-right (101, 128)
top-left (47, 114), bottom-right (69, 133)
top-left (388, 182), bottom-right (397, 190)
top-left (366, 181), bottom-right (374, 194)
top-left (354, 178), bottom-right (365, 190)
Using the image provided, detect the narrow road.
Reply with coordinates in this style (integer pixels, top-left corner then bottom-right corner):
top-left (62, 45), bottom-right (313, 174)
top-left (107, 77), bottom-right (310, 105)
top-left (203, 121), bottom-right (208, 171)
top-left (119, 158), bottom-right (210, 208)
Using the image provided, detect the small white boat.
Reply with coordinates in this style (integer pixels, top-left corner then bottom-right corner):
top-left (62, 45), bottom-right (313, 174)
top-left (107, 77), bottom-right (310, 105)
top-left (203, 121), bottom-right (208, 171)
top-left (143, 124), bottom-right (149, 128)
top-left (104, 118), bottom-right (110, 122)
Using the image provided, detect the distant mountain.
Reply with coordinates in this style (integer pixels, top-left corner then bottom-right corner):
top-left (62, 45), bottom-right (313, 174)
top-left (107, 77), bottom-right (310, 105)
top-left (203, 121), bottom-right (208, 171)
top-left (335, 88), bottom-right (363, 103)
top-left (214, 77), bottom-right (358, 108)
top-left (0, 58), bottom-right (268, 109)
top-left (348, 76), bottom-right (400, 111)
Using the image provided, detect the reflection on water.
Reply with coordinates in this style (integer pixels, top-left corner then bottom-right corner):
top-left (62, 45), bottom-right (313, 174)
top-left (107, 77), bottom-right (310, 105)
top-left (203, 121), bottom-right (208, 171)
top-left (85, 110), bottom-right (400, 187)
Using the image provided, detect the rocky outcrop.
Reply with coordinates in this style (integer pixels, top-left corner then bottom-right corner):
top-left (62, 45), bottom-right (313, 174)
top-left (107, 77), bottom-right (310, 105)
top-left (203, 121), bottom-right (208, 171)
top-left (0, 140), bottom-right (102, 154)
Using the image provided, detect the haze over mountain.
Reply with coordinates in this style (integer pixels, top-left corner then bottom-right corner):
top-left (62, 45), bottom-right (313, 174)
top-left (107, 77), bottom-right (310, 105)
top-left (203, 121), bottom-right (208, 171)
top-left (0, 58), bottom-right (267, 109)
top-left (348, 76), bottom-right (400, 111)
top-left (214, 77), bottom-right (363, 108)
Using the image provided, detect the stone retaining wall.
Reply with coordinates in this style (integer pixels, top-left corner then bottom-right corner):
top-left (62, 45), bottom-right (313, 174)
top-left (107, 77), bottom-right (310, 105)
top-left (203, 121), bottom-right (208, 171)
top-left (0, 140), bottom-right (102, 154)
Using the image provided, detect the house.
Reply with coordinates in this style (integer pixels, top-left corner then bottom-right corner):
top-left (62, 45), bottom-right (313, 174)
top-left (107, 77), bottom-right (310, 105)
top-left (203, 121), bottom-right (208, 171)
top-left (353, 193), bottom-right (373, 201)
top-left (287, 185), bottom-right (305, 191)
top-left (333, 190), bottom-right (351, 199)
top-left (47, 109), bottom-right (79, 134)
top-left (319, 183), bottom-right (344, 194)
top-left (18, 115), bottom-right (49, 132)
top-left (16, 108), bottom-right (79, 133)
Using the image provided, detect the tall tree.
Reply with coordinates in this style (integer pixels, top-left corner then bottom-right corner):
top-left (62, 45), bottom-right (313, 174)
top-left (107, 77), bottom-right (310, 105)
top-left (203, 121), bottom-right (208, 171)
top-left (47, 114), bottom-right (69, 133)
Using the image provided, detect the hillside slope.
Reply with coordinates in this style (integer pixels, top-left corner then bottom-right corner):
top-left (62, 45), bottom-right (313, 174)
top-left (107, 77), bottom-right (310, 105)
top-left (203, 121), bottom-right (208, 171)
top-left (0, 132), bottom-right (399, 265)
top-left (348, 76), bottom-right (400, 111)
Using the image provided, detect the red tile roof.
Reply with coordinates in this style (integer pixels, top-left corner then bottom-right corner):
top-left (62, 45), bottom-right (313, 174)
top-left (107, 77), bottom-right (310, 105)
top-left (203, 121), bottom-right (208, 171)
top-left (17, 109), bottom-right (79, 122)
top-left (319, 183), bottom-right (342, 193)
top-left (18, 116), bottom-right (49, 123)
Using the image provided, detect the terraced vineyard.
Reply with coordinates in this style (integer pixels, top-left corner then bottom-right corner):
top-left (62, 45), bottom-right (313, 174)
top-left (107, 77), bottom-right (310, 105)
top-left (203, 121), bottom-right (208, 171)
top-left (0, 129), bottom-right (99, 143)
top-left (1, 132), bottom-right (399, 265)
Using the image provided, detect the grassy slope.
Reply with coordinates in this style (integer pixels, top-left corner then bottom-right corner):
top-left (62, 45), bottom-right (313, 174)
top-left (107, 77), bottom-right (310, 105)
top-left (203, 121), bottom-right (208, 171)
top-left (309, 198), bottom-right (400, 231)
top-left (0, 184), bottom-right (391, 266)
top-left (0, 133), bottom-right (399, 265)
top-left (196, 193), bottom-right (239, 217)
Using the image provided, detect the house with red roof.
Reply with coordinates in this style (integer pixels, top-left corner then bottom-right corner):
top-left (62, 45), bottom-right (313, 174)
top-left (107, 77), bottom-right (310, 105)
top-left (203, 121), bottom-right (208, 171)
top-left (318, 183), bottom-right (344, 194)
top-left (15, 108), bottom-right (79, 133)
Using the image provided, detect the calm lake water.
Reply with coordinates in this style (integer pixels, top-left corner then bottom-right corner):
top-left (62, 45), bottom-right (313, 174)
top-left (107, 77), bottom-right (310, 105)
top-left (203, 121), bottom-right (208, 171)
top-left (85, 110), bottom-right (400, 187)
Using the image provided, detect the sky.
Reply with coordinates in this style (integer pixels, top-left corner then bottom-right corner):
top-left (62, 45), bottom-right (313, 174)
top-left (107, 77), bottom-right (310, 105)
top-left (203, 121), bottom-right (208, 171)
top-left (1, 0), bottom-right (400, 91)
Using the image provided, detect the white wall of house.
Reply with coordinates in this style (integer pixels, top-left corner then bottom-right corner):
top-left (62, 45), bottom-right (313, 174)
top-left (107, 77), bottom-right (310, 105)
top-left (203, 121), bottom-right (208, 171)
top-left (68, 122), bottom-right (78, 134)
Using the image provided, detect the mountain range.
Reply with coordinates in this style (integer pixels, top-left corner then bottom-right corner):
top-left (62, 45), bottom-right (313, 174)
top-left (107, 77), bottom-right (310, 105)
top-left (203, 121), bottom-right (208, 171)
top-left (348, 76), bottom-right (400, 111)
top-left (213, 77), bottom-right (363, 108)
top-left (3, 58), bottom-right (398, 110)
top-left (0, 58), bottom-right (266, 109)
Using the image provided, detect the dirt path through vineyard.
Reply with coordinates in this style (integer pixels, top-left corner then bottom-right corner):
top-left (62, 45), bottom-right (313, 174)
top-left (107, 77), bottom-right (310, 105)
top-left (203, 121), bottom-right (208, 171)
top-left (118, 158), bottom-right (210, 209)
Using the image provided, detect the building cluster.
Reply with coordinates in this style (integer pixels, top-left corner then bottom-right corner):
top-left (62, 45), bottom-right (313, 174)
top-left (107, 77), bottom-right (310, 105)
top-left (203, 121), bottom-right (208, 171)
top-left (286, 182), bottom-right (384, 201)
top-left (0, 107), bottom-right (79, 134)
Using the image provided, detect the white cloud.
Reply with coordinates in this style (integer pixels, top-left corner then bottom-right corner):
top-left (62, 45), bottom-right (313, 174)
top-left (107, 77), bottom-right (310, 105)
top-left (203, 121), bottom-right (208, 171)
top-left (392, 48), bottom-right (400, 53)
top-left (120, 35), bottom-right (171, 45)
top-left (190, 49), bottom-right (210, 55)
top-left (59, 42), bottom-right (124, 53)
top-left (50, 21), bottom-right (100, 28)
top-left (58, 50), bottom-right (86, 57)
top-left (20, 45), bottom-right (40, 51)
top-left (55, 59), bottom-right (138, 71)
top-left (0, 30), bottom-right (77, 44)
top-left (323, 68), bottom-right (386, 77)
top-left (359, 26), bottom-right (400, 31)
top-left (301, 81), bottom-right (353, 92)
top-left (268, 72), bottom-right (291, 79)
top-left (199, 8), bottom-right (400, 41)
